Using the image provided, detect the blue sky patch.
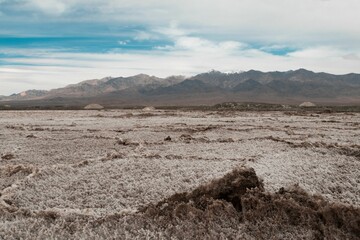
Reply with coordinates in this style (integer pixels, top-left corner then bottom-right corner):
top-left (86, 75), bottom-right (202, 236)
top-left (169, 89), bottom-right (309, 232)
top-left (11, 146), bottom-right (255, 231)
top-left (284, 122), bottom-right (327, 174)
top-left (0, 37), bottom-right (172, 54)
top-left (0, 0), bottom-right (358, 95)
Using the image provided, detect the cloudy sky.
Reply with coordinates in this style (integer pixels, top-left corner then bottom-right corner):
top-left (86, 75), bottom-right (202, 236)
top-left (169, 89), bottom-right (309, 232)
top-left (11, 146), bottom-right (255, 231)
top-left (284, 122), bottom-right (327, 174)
top-left (0, 0), bottom-right (359, 95)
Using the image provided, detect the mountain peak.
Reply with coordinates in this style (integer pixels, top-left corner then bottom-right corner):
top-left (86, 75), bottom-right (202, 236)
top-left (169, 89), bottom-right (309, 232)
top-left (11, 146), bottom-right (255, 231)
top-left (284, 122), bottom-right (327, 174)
top-left (132, 73), bottom-right (151, 78)
top-left (294, 68), bottom-right (314, 74)
top-left (1, 69), bottom-right (359, 105)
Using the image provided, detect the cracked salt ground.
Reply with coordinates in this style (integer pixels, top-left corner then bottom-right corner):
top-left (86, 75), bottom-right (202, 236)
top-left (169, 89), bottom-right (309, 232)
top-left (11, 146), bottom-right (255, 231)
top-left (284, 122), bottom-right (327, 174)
top-left (5, 158), bottom-right (238, 216)
top-left (0, 110), bottom-right (359, 239)
top-left (248, 148), bottom-right (360, 206)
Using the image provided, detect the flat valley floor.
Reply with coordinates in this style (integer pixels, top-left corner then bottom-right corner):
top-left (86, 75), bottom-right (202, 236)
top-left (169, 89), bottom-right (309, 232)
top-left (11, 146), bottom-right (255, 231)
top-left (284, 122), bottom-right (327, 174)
top-left (0, 110), bottom-right (359, 239)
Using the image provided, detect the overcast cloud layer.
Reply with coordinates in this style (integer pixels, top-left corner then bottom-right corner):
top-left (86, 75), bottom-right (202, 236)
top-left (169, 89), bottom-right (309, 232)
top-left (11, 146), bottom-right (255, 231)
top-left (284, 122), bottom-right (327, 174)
top-left (0, 0), bottom-right (360, 95)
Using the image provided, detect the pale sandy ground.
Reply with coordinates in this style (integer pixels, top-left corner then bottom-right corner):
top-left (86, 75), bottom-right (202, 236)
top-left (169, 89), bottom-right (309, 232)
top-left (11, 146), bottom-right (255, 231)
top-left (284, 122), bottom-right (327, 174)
top-left (0, 110), bottom-right (359, 239)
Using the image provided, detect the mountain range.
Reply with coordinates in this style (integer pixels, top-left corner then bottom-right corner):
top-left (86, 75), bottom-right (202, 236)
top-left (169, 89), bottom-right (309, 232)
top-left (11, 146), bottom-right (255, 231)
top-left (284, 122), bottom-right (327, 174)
top-left (1, 69), bottom-right (359, 107)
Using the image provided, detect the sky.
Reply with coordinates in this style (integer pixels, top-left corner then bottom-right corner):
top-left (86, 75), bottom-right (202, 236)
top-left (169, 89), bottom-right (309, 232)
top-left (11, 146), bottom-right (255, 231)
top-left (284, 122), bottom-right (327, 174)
top-left (0, 0), bottom-right (360, 95)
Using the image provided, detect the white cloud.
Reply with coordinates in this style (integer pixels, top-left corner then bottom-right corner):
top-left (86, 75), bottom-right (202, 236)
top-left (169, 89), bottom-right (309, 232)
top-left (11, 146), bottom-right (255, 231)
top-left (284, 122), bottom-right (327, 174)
top-left (2, 0), bottom-right (359, 46)
top-left (160, 36), bottom-right (245, 53)
top-left (27, 0), bottom-right (67, 16)
top-left (1, 41), bottom-right (359, 95)
top-left (118, 40), bottom-right (129, 45)
top-left (154, 22), bottom-right (188, 38)
top-left (133, 31), bottom-right (159, 41)
top-left (342, 54), bottom-right (360, 61)
top-left (153, 25), bottom-right (246, 53)
top-left (287, 47), bottom-right (344, 59)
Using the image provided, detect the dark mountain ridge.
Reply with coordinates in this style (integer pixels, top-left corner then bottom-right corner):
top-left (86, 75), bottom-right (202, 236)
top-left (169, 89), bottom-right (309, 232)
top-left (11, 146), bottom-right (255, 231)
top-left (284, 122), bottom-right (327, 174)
top-left (1, 69), bottom-right (359, 106)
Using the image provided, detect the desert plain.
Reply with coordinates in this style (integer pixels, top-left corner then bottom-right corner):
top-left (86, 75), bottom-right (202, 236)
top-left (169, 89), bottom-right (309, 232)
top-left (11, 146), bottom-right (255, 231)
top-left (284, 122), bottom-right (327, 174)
top-left (0, 109), bottom-right (359, 239)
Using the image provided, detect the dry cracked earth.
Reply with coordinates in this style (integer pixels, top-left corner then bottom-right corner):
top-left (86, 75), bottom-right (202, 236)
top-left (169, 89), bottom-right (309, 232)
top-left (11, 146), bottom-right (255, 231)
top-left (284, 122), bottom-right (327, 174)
top-left (0, 109), bottom-right (359, 239)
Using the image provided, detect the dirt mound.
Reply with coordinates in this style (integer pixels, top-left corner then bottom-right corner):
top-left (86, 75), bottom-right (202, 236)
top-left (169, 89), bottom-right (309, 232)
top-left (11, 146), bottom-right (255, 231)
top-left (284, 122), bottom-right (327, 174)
top-left (141, 167), bottom-right (360, 239)
top-left (142, 106), bottom-right (155, 111)
top-left (84, 104), bottom-right (104, 110)
top-left (144, 168), bottom-right (263, 213)
top-left (300, 101), bottom-right (316, 107)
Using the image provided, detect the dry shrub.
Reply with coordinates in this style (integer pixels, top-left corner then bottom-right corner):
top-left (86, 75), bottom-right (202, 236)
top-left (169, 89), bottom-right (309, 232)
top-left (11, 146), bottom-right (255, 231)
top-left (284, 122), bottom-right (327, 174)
top-left (144, 153), bottom-right (162, 159)
top-left (101, 152), bottom-right (125, 161)
top-left (87, 129), bottom-right (100, 132)
top-left (321, 120), bottom-right (339, 123)
top-left (196, 137), bottom-right (210, 143)
top-left (121, 113), bottom-right (134, 118)
top-left (283, 111), bottom-right (308, 116)
top-left (165, 154), bottom-right (183, 160)
top-left (179, 134), bottom-right (193, 142)
top-left (76, 160), bottom-right (89, 167)
top-left (26, 134), bottom-right (37, 138)
top-left (32, 127), bottom-right (45, 131)
top-left (93, 114), bottom-right (105, 118)
top-left (137, 113), bottom-right (156, 118)
top-left (217, 138), bottom-right (235, 143)
top-left (1, 153), bottom-right (15, 160)
top-left (189, 125), bottom-right (218, 133)
top-left (6, 165), bottom-right (32, 177)
top-left (36, 210), bottom-right (61, 221)
top-left (5, 125), bottom-right (25, 130)
top-left (178, 134), bottom-right (210, 143)
top-left (164, 136), bottom-right (172, 141)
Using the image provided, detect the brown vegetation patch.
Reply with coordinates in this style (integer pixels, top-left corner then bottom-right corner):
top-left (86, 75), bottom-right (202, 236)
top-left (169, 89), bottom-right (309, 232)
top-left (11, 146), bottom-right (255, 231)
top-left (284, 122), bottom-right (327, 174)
top-left (242, 186), bottom-right (360, 239)
top-left (76, 160), bottom-right (90, 167)
top-left (140, 167), bottom-right (359, 239)
top-left (178, 134), bottom-right (210, 143)
top-left (26, 134), bottom-right (37, 138)
top-left (136, 113), bottom-right (157, 118)
top-left (100, 152), bottom-right (125, 162)
top-left (1, 153), bottom-right (15, 160)
top-left (179, 134), bottom-right (193, 142)
top-left (31, 127), bottom-right (46, 131)
top-left (113, 129), bottom-right (132, 133)
top-left (189, 125), bottom-right (220, 133)
top-left (5, 125), bottom-right (26, 131)
top-left (142, 168), bottom-right (263, 216)
top-left (87, 129), bottom-right (101, 132)
top-left (145, 153), bottom-right (162, 159)
top-left (265, 136), bottom-right (360, 159)
top-left (168, 124), bottom-right (220, 134)
top-left (165, 154), bottom-right (183, 160)
top-left (6, 165), bottom-right (33, 177)
top-left (81, 135), bottom-right (113, 140)
top-left (0, 165), bottom-right (35, 190)
top-left (217, 138), bottom-right (235, 143)
top-left (336, 146), bottom-right (360, 159)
